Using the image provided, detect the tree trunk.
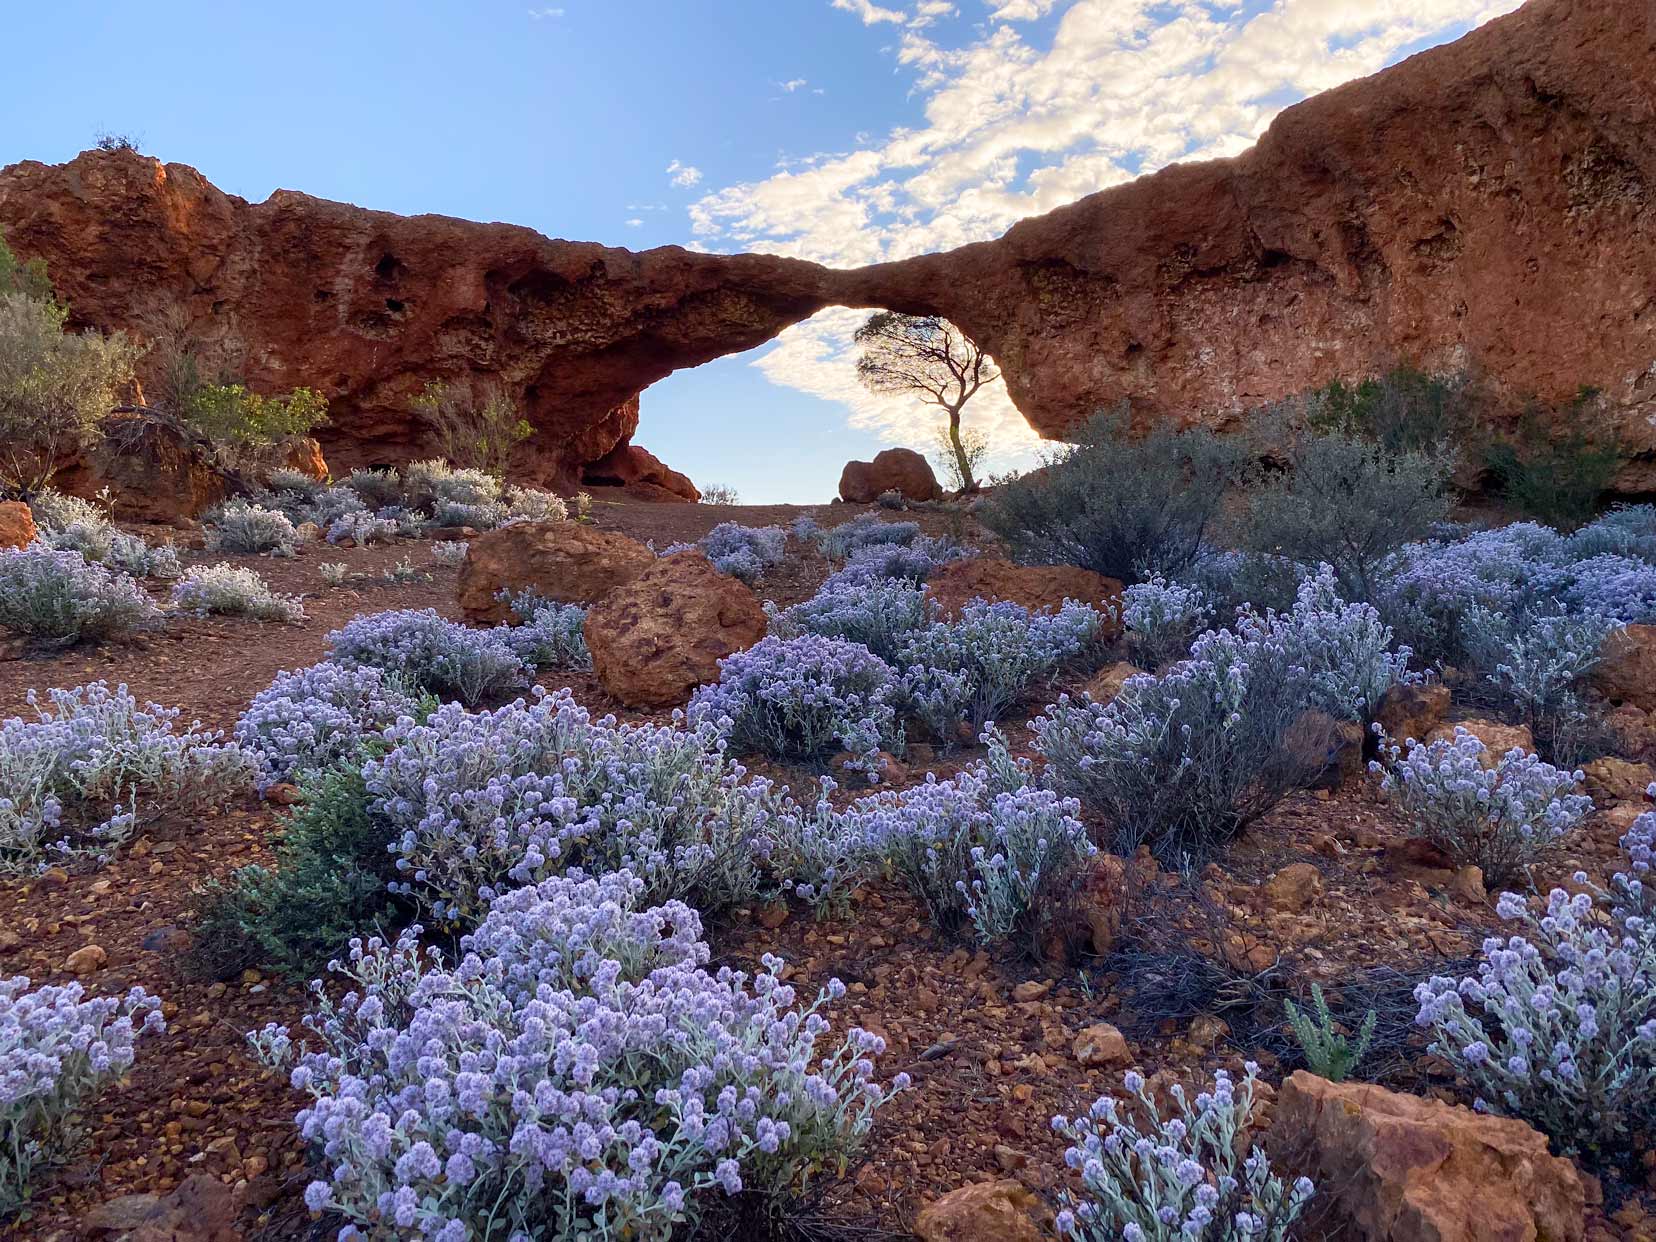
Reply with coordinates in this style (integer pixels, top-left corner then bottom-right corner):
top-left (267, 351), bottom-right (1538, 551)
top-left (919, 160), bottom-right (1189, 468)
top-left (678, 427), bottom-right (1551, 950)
top-left (948, 404), bottom-right (977, 493)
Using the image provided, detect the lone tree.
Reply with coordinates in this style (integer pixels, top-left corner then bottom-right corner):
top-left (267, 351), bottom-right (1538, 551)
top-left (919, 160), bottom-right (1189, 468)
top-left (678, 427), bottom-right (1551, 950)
top-left (854, 311), bottom-right (999, 492)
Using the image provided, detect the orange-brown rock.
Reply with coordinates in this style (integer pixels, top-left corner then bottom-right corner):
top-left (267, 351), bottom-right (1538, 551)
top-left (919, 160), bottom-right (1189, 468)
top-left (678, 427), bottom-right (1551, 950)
top-left (52, 411), bottom-right (231, 524)
top-left (1580, 756), bottom-right (1655, 805)
top-left (1593, 624), bottom-right (1656, 713)
top-left (927, 557), bottom-right (1124, 626)
top-left (1375, 682), bottom-right (1452, 745)
top-left (1425, 719), bottom-right (1535, 763)
top-left (0, 501), bottom-right (36, 550)
top-left (5, 0), bottom-right (1652, 487)
top-left (456, 521), bottom-right (654, 623)
top-left (279, 435), bottom-right (329, 482)
top-left (81, 1172), bottom-right (240, 1242)
top-left (1261, 862), bottom-right (1324, 914)
top-left (1271, 1071), bottom-right (1584, 1242)
top-left (838, 448), bottom-right (941, 504)
top-left (584, 550), bottom-right (767, 709)
top-left (581, 436), bottom-right (699, 502)
top-left (913, 1179), bottom-right (1050, 1242)
top-left (1084, 660), bottom-right (1144, 706)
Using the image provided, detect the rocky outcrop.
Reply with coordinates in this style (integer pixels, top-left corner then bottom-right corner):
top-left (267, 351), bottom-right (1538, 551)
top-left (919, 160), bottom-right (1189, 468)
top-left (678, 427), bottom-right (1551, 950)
top-left (53, 411), bottom-right (232, 525)
top-left (838, 448), bottom-right (941, 503)
top-left (1593, 624), bottom-right (1656, 712)
top-left (2, 0), bottom-right (1652, 486)
top-left (584, 550), bottom-right (767, 708)
top-left (455, 521), bottom-right (655, 623)
top-left (926, 557), bottom-right (1124, 625)
top-left (0, 501), bottom-right (36, 550)
top-left (913, 1180), bottom-right (1050, 1242)
top-left (581, 433), bottom-right (700, 502)
top-left (1271, 1071), bottom-right (1585, 1242)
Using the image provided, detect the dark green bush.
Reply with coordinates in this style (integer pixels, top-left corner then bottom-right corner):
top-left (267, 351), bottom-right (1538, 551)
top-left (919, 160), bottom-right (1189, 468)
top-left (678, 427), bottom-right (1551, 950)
top-left (178, 382), bottom-right (329, 468)
top-left (1238, 430), bottom-right (1452, 602)
top-left (188, 762), bottom-right (399, 979)
top-left (1484, 398), bottom-right (1619, 530)
top-left (1304, 365), bottom-right (1473, 456)
top-left (980, 410), bottom-right (1246, 583)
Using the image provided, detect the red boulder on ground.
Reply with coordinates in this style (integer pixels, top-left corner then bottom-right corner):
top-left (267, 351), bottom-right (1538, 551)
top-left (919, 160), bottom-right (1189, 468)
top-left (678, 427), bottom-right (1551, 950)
top-left (456, 520), bottom-right (655, 623)
top-left (838, 447), bottom-right (942, 503)
top-left (584, 550), bottom-right (768, 709)
top-left (581, 440), bottom-right (700, 503)
top-left (0, 500), bottom-right (36, 550)
top-left (926, 557), bottom-right (1123, 631)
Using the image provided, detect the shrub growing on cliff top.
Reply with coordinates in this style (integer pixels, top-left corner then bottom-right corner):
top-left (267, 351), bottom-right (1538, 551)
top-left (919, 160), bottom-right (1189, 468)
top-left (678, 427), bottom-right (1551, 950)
top-left (982, 411), bottom-right (1245, 584)
top-left (252, 869), bottom-right (906, 1240)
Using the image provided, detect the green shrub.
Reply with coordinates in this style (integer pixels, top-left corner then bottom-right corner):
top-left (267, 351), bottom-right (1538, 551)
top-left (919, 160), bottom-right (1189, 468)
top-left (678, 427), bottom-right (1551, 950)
top-left (1238, 430), bottom-right (1452, 602)
top-left (1485, 399), bottom-right (1619, 530)
top-left (411, 380), bottom-right (532, 477)
top-left (1304, 366), bottom-right (1473, 456)
top-left (1286, 983), bottom-right (1376, 1082)
top-left (0, 230), bottom-right (52, 304)
top-left (0, 294), bottom-right (142, 495)
top-left (188, 763), bottom-right (399, 979)
top-left (178, 382), bottom-right (328, 469)
top-left (980, 410), bottom-right (1245, 583)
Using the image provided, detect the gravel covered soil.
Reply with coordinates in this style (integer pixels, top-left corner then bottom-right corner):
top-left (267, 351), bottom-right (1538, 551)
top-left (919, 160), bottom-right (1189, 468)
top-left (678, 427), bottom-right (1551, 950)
top-left (2, 498), bottom-right (1652, 1241)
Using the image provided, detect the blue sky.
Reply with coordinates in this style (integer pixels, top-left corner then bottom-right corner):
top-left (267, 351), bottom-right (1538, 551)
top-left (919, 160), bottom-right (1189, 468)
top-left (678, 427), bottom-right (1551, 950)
top-left (1, 0), bottom-right (1516, 502)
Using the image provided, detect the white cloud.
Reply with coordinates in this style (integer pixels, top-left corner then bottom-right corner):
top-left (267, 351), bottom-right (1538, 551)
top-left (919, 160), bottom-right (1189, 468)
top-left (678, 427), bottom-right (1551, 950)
top-left (526, 6), bottom-right (564, 17)
top-left (780, 77), bottom-right (810, 92)
top-left (689, 0), bottom-right (1524, 467)
top-left (624, 217), bottom-right (644, 228)
top-left (666, 160), bottom-right (703, 188)
top-left (832, 0), bottom-right (906, 24)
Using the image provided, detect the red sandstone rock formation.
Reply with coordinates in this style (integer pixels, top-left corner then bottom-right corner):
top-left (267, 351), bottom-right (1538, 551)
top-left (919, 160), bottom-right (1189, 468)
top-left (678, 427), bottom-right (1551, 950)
top-left (1, 0), bottom-right (1650, 487)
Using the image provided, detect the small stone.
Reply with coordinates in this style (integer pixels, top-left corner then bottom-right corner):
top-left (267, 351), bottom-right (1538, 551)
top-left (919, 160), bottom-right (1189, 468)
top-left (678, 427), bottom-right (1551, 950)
top-left (1261, 862), bottom-right (1323, 913)
top-left (1073, 1022), bottom-right (1132, 1068)
top-left (1011, 980), bottom-right (1051, 1003)
top-left (1449, 865), bottom-right (1487, 905)
top-left (264, 782), bottom-right (304, 806)
top-left (65, 944), bottom-right (108, 975)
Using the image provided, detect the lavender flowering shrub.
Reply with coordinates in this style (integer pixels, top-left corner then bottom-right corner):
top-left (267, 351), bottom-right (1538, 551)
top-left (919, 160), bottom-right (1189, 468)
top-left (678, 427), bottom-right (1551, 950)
top-left (1122, 576), bottom-right (1211, 668)
top-left (1051, 1065), bottom-right (1314, 1242)
top-left (1414, 809), bottom-right (1656, 1158)
top-left (700, 521), bottom-right (788, 584)
top-left (365, 688), bottom-right (766, 923)
top-left (402, 459), bottom-right (501, 511)
top-left (170, 563), bottom-right (306, 623)
top-left (690, 635), bottom-right (904, 776)
top-left (494, 597), bottom-right (590, 671)
top-left (430, 539), bottom-right (468, 567)
top-left (24, 489), bottom-right (106, 534)
top-left (816, 513), bottom-right (919, 561)
top-left (1035, 618), bottom-right (1320, 863)
top-left (0, 547), bottom-right (160, 644)
top-left (325, 510), bottom-right (398, 546)
top-left (252, 870), bottom-right (906, 1239)
top-left (432, 499), bottom-right (508, 530)
top-left (1373, 727), bottom-right (1590, 885)
top-left (766, 576), bottom-right (936, 663)
top-left (235, 662), bottom-right (425, 791)
top-left (1460, 607), bottom-right (1620, 742)
top-left (1268, 566), bottom-right (1414, 721)
top-left (1, 977), bottom-right (165, 1215)
top-left (861, 732), bottom-right (1094, 944)
top-left (503, 484), bottom-right (567, 524)
top-left (898, 598), bottom-right (1103, 744)
top-left (756, 778), bottom-right (876, 918)
top-left (0, 682), bottom-right (254, 874)
top-left (204, 501), bottom-right (298, 556)
top-left (326, 609), bottom-right (528, 706)
top-left (1556, 554), bottom-right (1656, 623)
top-left (824, 535), bottom-right (965, 589)
top-left (38, 520), bottom-right (181, 580)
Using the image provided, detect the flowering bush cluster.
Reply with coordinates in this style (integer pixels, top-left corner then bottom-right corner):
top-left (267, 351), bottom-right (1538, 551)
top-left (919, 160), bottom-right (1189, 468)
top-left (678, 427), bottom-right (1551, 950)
top-left (898, 598), bottom-right (1103, 745)
top-left (170, 563), bottom-right (306, 623)
top-left (365, 688), bottom-right (767, 924)
top-left (1372, 728), bottom-right (1591, 884)
top-left (860, 735), bottom-right (1094, 944)
top-left (0, 682), bottom-right (253, 873)
top-left (0, 547), bottom-right (160, 644)
top-left (697, 521), bottom-right (788, 584)
top-left (1122, 577), bottom-right (1212, 669)
top-left (257, 460), bottom-right (566, 539)
top-left (690, 635), bottom-right (903, 777)
top-left (325, 510), bottom-right (399, 546)
top-left (252, 870), bottom-right (905, 1240)
top-left (1037, 570), bottom-right (1394, 862)
top-left (496, 597), bottom-right (591, 671)
top-left (24, 489), bottom-right (106, 533)
top-left (235, 662), bottom-right (426, 791)
top-left (1051, 1066), bottom-right (1314, 1241)
top-left (204, 500), bottom-right (298, 555)
top-left (430, 539), bottom-right (469, 567)
top-left (1415, 807), bottom-right (1656, 1158)
top-left (823, 535), bottom-right (965, 591)
top-left (37, 518), bottom-right (181, 580)
top-left (766, 575), bottom-right (935, 663)
top-left (1, 977), bottom-right (165, 1215)
top-left (326, 609), bottom-right (529, 706)
top-left (815, 513), bottom-right (919, 561)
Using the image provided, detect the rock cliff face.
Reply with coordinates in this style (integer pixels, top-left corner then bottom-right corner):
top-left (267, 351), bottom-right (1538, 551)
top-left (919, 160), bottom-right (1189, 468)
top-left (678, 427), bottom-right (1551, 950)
top-left (1, 0), bottom-right (1651, 489)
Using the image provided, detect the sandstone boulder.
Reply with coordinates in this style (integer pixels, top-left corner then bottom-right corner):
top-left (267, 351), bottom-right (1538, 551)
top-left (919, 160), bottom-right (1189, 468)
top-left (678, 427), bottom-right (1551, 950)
top-left (1073, 1021), bottom-right (1133, 1068)
top-left (1084, 660), bottom-right (1144, 706)
top-left (457, 521), bottom-right (654, 623)
top-left (54, 412), bottom-right (231, 523)
top-left (1261, 862), bottom-right (1324, 914)
top-left (1425, 719), bottom-right (1535, 765)
top-left (1593, 624), bottom-right (1656, 712)
top-left (1580, 757), bottom-right (1654, 805)
top-left (1375, 682), bottom-right (1451, 745)
top-left (278, 435), bottom-right (329, 481)
top-left (584, 550), bottom-right (767, 709)
top-left (81, 1173), bottom-right (240, 1242)
top-left (582, 440), bottom-right (700, 502)
top-left (838, 448), bottom-right (941, 504)
top-left (914, 1179), bottom-right (1049, 1242)
top-left (927, 557), bottom-right (1124, 629)
top-left (1271, 1071), bottom-right (1584, 1242)
top-left (0, 500), bottom-right (36, 550)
